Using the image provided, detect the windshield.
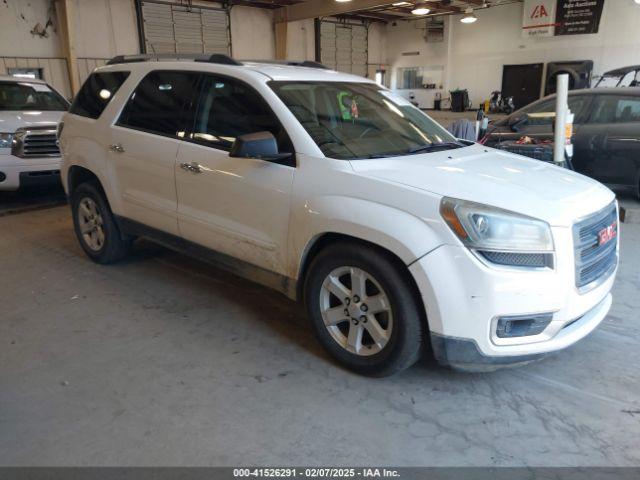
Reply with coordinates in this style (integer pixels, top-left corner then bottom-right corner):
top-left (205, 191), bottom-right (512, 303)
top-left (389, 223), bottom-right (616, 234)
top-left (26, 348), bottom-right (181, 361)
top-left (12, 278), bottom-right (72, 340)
top-left (269, 81), bottom-right (458, 159)
top-left (0, 81), bottom-right (69, 111)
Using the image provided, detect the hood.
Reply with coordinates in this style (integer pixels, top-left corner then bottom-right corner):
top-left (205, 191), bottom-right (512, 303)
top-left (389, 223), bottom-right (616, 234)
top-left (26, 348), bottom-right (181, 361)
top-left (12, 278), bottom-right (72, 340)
top-left (349, 143), bottom-right (615, 226)
top-left (0, 110), bottom-right (64, 133)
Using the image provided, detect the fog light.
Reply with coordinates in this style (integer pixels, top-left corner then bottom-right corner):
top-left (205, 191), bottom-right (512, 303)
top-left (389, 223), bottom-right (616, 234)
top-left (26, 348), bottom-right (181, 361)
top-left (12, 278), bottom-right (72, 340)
top-left (496, 313), bottom-right (553, 338)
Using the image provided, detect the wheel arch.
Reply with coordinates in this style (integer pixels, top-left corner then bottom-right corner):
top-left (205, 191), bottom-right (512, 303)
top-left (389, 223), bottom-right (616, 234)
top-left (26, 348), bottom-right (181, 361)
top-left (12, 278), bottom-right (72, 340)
top-left (67, 165), bottom-right (103, 196)
top-left (291, 196), bottom-right (444, 285)
top-left (296, 232), bottom-right (430, 336)
top-left (67, 166), bottom-right (120, 224)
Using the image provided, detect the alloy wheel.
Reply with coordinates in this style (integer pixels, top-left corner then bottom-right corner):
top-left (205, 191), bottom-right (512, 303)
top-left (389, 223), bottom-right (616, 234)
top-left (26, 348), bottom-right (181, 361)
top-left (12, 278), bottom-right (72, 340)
top-left (319, 266), bottom-right (393, 356)
top-left (77, 197), bottom-right (105, 252)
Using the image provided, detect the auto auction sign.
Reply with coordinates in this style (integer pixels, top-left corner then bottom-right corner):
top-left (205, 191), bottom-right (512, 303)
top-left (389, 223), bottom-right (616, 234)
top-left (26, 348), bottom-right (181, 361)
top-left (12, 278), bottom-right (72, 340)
top-left (555, 0), bottom-right (605, 35)
top-left (522, 0), bottom-right (557, 38)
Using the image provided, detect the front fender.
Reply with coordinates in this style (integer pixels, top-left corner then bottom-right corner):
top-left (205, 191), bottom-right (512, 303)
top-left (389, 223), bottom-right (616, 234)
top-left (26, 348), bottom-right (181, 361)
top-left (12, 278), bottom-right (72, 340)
top-left (289, 195), bottom-right (443, 279)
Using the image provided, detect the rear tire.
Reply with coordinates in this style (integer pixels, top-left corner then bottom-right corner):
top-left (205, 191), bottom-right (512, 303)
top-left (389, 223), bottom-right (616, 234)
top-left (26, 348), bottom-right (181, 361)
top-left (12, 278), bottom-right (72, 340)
top-left (304, 242), bottom-right (424, 377)
top-left (71, 181), bottom-right (131, 264)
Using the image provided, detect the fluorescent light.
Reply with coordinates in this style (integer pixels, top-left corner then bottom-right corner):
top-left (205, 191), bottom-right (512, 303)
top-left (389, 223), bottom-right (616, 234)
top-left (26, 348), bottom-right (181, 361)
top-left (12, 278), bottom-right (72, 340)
top-left (335, 0), bottom-right (352, 2)
top-left (460, 8), bottom-right (477, 23)
top-left (411, 3), bottom-right (430, 15)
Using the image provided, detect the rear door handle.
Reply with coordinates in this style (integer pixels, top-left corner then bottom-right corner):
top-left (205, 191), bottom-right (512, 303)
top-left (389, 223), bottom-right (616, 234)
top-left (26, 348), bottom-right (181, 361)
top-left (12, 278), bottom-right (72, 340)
top-left (180, 162), bottom-right (202, 174)
top-left (109, 143), bottom-right (125, 153)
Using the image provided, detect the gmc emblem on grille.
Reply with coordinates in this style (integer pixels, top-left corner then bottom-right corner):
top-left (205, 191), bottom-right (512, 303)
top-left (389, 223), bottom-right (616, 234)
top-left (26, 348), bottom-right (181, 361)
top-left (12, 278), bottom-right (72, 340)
top-left (598, 221), bottom-right (617, 246)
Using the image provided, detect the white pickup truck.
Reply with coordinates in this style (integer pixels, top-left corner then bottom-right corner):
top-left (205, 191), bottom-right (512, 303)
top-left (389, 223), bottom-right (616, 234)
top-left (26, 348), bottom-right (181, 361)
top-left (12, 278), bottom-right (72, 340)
top-left (0, 76), bottom-right (68, 190)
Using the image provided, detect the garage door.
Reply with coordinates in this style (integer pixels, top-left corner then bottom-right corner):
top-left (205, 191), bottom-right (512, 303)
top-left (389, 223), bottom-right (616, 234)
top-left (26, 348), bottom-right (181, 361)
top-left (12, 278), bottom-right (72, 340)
top-left (140, 1), bottom-right (230, 55)
top-left (320, 20), bottom-right (368, 77)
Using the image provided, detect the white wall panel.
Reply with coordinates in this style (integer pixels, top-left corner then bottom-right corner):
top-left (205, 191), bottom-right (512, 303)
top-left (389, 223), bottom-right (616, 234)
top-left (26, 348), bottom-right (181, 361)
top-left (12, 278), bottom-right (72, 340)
top-left (229, 6), bottom-right (274, 60)
top-left (386, 1), bottom-right (640, 106)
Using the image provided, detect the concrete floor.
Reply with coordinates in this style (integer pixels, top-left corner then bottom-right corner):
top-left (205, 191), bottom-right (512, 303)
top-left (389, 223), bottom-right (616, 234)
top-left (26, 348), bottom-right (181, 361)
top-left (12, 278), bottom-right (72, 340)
top-left (1, 206), bottom-right (640, 467)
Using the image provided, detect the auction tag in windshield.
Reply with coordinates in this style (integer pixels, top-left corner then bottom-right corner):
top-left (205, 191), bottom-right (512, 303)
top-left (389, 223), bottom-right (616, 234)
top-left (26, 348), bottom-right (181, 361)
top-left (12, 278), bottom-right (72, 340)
top-left (380, 90), bottom-right (413, 107)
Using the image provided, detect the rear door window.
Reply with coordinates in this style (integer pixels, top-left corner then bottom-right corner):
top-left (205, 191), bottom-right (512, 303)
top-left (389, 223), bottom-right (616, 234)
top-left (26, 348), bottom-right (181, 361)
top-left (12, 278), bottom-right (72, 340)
top-left (117, 71), bottom-right (201, 138)
top-left (70, 71), bottom-right (129, 119)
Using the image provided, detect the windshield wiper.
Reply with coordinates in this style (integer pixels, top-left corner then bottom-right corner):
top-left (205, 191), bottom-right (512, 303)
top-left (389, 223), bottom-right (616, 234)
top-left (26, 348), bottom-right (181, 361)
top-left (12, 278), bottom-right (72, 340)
top-left (407, 141), bottom-right (466, 154)
top-left (361, 141), bottom-right (467, 159)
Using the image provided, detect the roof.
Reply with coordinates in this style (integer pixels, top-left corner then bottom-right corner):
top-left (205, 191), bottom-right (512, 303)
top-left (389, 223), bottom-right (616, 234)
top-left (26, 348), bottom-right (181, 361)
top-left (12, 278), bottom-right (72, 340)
top-left (569, 87), bottom-right (640, 95)
top-left (99, 55), bottom-right (375, 84)
top-left (242, 61), bottom-right (372, 82)
top-left (0, 75), bottom-right (47, 84)
top-left (532, 87), bottom-right (640, 102)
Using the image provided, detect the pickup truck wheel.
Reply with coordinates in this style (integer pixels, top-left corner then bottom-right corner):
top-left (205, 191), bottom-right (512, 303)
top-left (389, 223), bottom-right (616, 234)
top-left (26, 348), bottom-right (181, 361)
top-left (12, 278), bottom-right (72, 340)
top-left (71, 182), bottom-right (131, 264)
top-left (304, 243), bottom-right (423, 377)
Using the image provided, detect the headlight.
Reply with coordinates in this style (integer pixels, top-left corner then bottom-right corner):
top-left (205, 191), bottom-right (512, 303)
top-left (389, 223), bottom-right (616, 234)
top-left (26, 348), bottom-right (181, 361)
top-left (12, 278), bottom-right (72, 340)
top-left (0, 133), bottom-right (13, 149)
top-left (440, 197), bottom-right (554, 253)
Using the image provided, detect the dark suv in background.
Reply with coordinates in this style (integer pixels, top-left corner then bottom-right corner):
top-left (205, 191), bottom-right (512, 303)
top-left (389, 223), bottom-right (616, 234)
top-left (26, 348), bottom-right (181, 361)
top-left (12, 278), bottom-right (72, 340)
top-left (482, 88), bottom-right (640, 198)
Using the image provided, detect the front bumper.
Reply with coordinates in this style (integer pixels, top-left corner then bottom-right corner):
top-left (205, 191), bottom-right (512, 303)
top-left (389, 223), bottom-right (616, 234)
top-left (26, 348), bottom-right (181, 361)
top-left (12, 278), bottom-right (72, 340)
top-left (0, 153), bottom-right (62, 190)
top-left (409, 232), bottom-right (616, 370)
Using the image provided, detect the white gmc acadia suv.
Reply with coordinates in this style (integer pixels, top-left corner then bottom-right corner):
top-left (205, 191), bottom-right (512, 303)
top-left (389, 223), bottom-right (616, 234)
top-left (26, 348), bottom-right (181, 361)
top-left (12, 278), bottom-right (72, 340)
top-left (0, 76), bottom-right (68, 190)
top-left (59, 55), bottom-right (619, 376)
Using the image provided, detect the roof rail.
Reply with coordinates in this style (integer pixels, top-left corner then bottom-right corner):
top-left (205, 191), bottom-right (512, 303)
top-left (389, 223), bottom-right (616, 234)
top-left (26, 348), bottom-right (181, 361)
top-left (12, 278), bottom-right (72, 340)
top-left (243, 60), bottom-right (329, 70)
top-left (106, 53), bottom-right (242, 66)
top-left (292, 61), bottom-right (329, 70)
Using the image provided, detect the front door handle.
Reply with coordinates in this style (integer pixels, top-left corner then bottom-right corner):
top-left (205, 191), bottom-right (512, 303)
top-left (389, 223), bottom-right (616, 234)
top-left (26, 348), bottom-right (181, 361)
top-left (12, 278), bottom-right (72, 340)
top-left (180, 162), bottom-right (202, 174)
top-left (109, 143), bottom-right (125, 153)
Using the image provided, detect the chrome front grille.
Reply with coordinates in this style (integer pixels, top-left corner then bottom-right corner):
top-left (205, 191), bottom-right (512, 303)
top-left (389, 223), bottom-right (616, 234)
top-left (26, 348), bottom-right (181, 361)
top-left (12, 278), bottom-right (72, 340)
top-left (11, 127), bottom-right (60, 158)
top-left (573, 202), bottom-right (618, 292)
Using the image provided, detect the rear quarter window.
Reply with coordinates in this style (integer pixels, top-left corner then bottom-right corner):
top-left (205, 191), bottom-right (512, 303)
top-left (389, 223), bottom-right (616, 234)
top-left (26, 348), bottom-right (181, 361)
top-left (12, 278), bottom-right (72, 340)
top-left (70, 71), bottom-right (130, 119)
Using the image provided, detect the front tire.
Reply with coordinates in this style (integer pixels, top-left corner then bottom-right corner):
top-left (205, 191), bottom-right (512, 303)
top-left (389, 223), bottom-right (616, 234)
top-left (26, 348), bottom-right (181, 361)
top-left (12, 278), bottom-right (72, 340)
top-left (304, 242), bottom-right (424, 377)
top-left (71, 181), bottom-right (131, 264)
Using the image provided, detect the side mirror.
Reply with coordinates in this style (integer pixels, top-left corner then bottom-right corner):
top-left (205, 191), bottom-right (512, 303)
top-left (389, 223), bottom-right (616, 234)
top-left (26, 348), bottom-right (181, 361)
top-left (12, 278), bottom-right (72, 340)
top-left (229, 131), bottom-right (293, 165)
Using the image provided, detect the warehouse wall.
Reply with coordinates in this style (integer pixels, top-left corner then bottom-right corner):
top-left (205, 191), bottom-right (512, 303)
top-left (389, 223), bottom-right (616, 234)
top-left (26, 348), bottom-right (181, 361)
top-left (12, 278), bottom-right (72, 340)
top-left (0, 0), bottom-right (278, 95)
top-left (386, 19), bottom-right (449, 106)
top-left (1, 0), bottom-right (385, 98)
top-left (386, 1), bottom-right (640, 107)
top-left (0, 0), bottom-right (60, 57)
top-left (367, 22), bottom-right (387, 81)
top-left (73, 0), bottom-right (139, 59)
top-left (0, 0), bottom-right (138, 98)
top-left (285, 19), bottom-right (388, 79)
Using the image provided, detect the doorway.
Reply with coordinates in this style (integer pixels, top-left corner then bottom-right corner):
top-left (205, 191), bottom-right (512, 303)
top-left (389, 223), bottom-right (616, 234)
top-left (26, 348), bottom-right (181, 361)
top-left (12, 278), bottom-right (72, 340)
top-left (501, 63), bottom-right (544, 110)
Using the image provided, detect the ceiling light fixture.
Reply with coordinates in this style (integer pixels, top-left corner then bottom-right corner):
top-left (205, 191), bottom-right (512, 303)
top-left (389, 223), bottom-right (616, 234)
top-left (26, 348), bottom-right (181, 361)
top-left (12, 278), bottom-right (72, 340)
top-left (411, 2), bottom-right (430, 15)
top-left (335, 0), bottom-right (353, 3)
top-left (460, 8), bottom-right (478, 23)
